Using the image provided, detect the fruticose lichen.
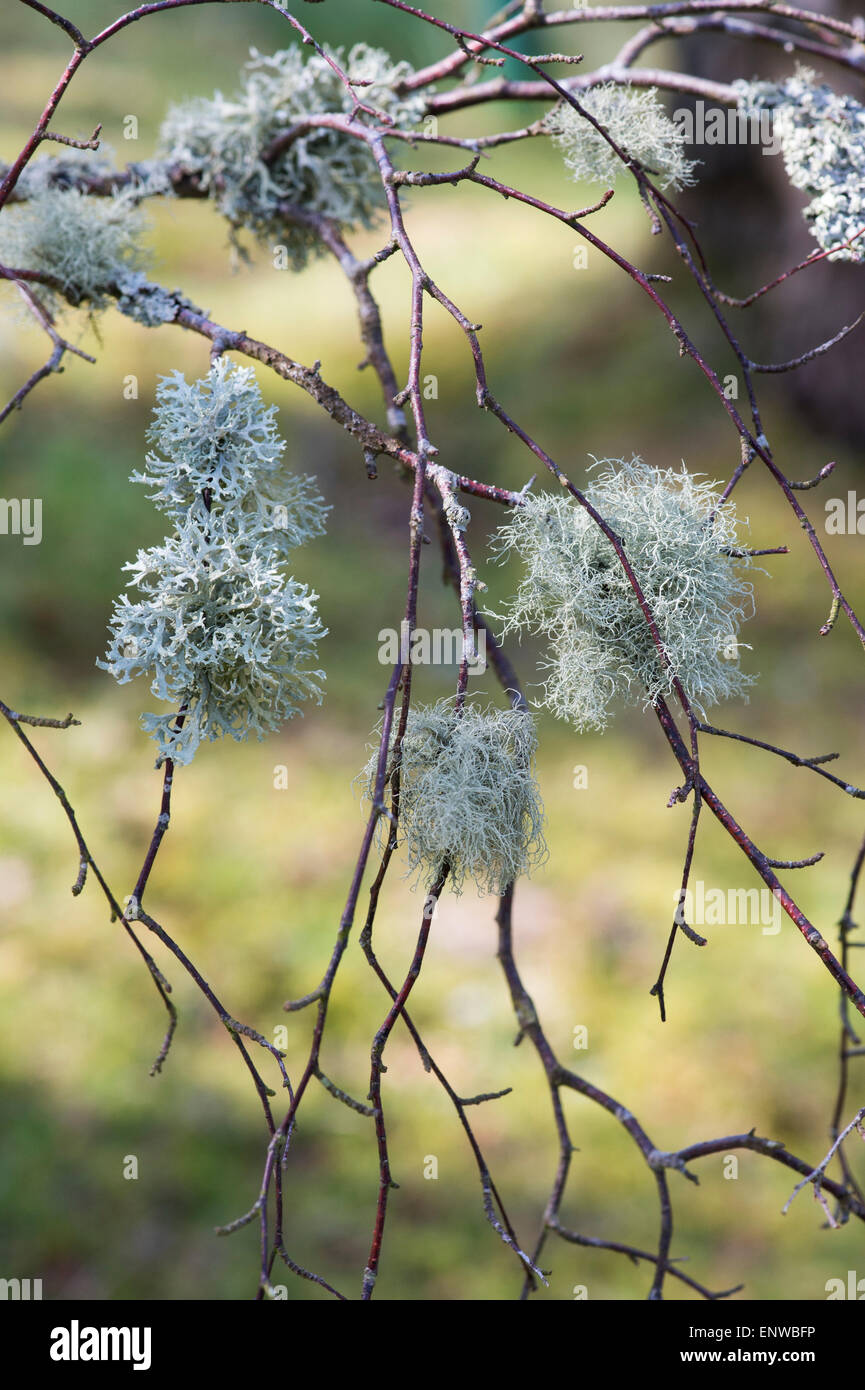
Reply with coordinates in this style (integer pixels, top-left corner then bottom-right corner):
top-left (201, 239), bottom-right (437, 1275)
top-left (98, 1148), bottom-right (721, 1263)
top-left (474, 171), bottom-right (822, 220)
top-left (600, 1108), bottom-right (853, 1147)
top-left (361, 699), bottom-right (547, 896)
top-left (0, 184), bottom-right (150, 313)
top-left (491, 458), bottom-right (756, 731)
top-left (99, 359), bottom-right (328, 766)
top-left (546, 84), bottom-right (698, 191)
top-left (736, 67), bottom-right (865, 261)
top-left (158, 43), bottom-right (428, 266)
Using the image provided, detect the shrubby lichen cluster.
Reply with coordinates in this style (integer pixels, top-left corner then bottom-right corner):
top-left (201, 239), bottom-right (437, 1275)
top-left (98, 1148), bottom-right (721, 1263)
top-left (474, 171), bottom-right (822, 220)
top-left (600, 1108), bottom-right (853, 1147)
top-left (100, 359), bottom-right (328, 766)
top-left (546, 84), bottom-right (697, 191)
top-left (491, 458), bottom-right (755, 730)
top-left (0, 183), bottom-right (150, 313)
top-left (158, 43), bottom-right (427, 266)
top-left (736, 68), bottom-right (865, 261)
top-left (362, 700), bottom-right (547, 896)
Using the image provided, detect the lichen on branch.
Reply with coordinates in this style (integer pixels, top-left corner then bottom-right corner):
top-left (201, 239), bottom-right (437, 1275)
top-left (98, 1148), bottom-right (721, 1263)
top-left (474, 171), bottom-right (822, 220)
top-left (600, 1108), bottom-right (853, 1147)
top-left (0, 182), bottom-right (150, 313)
top-left (158, 43), bottom-right (428, 265)
top-left (546, 84), bottom-right (697, 192)
top-left (361, 699), bottom-right (547, 896)
top-left (737, 67), bottom-right (865, 261)
top-left (99, 359), bottom-right (328, 766)
top-left (491, 458), bottom-right (756, 730)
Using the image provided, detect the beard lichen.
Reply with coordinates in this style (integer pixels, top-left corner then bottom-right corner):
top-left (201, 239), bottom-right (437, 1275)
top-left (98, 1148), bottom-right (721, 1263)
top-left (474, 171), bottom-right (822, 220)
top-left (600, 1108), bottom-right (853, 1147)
top-left (491, 458), bottom-right (756, 731)
top-left (0, 182), bottom-right (150, 315)
top-left (546, 84), bottom-right (697, 191)
top-left (361, 699), bottom-right (547, 897)
top-left (99, 359), bottom-right (328, 767)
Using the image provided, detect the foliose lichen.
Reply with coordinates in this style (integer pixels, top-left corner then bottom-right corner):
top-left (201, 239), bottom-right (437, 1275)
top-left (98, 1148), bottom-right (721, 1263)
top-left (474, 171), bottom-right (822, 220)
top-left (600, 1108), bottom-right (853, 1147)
top-left (736, 67), bottom-right (865, 261)
top-left (115, 273), bottom-right (202, 327)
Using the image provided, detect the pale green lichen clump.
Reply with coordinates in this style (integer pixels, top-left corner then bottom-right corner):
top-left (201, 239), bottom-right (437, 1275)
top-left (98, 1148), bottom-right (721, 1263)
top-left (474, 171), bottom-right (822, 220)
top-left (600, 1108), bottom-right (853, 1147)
top-left (362, 700), bottom-right (547, 896)
top-left (0, 184), bottom-right (150, 313)
top-left (736, 68), bottom-right (865, 261)
top-left (546, 84), bottom-right (697, 191)
top-left (158, 43), bottom-right (427, 266)
top-left (100, 360), bottom-right (328, 766)
top-left (492, 458), bottom-right (755, 731)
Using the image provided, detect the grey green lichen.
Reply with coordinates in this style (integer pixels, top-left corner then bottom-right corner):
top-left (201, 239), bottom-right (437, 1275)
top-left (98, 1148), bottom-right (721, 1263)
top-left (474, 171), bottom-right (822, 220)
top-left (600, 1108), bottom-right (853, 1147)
top-left (0, 183), bottom-right (150, 314)
top-left (362, 700), bottom-right (547, 896)
top-left (546, 84), bottom-right (697, 191)
top-left (99, 359), bottom-right (328, 766)
top-left (736, 67), bottom-right (865, 261)
top-left (158, 43), bottom-right (428, 266)
top-left (491, 458), bottom-right (755, 731)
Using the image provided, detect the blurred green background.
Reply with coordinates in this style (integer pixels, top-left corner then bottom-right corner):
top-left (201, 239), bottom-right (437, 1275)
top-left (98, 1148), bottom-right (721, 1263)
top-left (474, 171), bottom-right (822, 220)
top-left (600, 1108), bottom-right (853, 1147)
top-left (0, 1), bottom-right (864, 1301)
